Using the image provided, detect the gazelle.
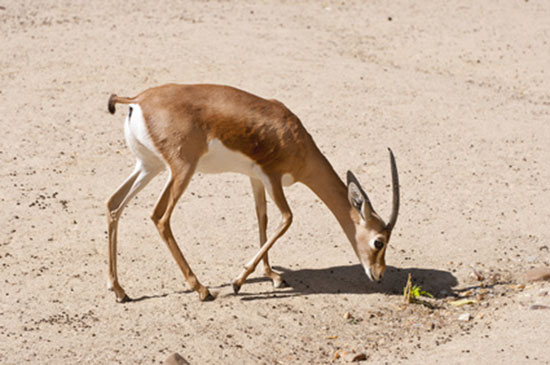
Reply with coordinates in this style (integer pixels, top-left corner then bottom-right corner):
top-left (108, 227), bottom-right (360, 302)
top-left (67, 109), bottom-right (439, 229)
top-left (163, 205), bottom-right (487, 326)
top-left (106, 84), bottom-right (399, 302)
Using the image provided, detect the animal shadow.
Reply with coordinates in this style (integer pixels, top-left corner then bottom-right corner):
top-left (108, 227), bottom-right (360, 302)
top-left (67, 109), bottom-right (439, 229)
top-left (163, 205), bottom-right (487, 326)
top-left (243, 264), bottom-right (458, 299)
top-left (122, 265), bottom-right (457, 302)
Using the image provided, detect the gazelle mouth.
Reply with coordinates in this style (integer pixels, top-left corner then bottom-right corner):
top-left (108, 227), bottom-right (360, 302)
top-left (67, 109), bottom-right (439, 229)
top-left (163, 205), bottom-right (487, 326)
top-left (364, 267), bottom-right (374, 281)
top-left (364, 266), bottom-right (383, 282)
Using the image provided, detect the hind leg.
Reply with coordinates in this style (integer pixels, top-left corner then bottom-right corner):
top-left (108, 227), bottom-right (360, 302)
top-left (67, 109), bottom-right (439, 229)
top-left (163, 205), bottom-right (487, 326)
top-left (106, 162), bottom-right (162, 302)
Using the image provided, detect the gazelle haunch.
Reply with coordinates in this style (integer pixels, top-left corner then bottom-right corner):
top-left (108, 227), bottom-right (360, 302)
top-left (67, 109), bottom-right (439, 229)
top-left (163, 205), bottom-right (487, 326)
top-left (106, 84), bottom-right (399, 302)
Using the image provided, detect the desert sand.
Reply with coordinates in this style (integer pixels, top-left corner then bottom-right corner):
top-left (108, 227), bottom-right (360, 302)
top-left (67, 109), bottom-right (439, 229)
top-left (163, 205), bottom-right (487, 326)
top-left (1, 0), bottom-right (549, 363)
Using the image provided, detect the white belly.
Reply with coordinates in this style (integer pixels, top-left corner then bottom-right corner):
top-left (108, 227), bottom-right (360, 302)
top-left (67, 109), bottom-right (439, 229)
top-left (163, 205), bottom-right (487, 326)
top-left (197, 139), bottom-right (258, 176)
top-left (197, 139), bottom-right (295, 187)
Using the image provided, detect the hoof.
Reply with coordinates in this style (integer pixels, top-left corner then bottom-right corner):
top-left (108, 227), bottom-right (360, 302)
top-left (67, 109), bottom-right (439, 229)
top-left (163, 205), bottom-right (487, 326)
top-left (200, 292), bottom-right (216, 302)
top-left (232, 281), bottom-right (241, 295)
top-left (274, 279), bottom-right (289, 289)
top-left (116, 294), bottom-right (131, 303)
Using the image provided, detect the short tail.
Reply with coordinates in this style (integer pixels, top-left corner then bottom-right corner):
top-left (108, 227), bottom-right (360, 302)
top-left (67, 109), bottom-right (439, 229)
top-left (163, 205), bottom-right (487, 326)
top-left (108, 94), bottom-right (136, 114)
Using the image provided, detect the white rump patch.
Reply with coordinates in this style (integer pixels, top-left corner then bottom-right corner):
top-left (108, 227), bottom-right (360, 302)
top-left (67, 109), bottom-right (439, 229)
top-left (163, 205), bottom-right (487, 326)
top-left (124, 104), bottom-right (166, 172)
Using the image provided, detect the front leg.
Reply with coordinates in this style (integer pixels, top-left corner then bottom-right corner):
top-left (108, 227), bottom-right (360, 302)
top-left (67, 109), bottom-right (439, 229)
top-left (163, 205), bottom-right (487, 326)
top-left (234, 179), bottom-right (293, 293)
top-left (151, 163), bottom-right (214, 302)
top-left (249, 178), bottom-right (287, 288)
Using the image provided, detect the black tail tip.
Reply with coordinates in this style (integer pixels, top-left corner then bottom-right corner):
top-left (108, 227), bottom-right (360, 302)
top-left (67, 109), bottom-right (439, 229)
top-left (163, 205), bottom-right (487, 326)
top-left (108, 94), bottom-right (117, 114)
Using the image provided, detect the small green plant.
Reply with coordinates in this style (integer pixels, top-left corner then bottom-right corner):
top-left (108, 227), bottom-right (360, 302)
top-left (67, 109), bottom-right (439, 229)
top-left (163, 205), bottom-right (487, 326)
top-left (410, 284), bottom-right (433, 299)
top-left (403, 273), bottom-right (433, 304)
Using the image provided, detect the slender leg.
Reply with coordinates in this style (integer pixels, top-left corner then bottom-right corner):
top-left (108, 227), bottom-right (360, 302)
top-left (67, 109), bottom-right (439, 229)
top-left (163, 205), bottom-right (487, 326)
top-left (249, 178), bottom-right (287, 288)
top-left (151, 162), bottom-right (214, 301)
top-left (106, 163), bottom-right (161, 302)
top-left (233, 178), bottom-right (293, 294)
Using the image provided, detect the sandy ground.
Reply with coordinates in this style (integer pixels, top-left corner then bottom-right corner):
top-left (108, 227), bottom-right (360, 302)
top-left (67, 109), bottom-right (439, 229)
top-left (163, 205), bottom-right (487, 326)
top-left (1, 0), bottom-right (550, 363)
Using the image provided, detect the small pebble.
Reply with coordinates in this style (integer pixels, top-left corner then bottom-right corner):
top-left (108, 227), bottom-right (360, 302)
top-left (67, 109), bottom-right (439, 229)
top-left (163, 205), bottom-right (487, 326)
top-left (530, 304), bottom-right (550, 310)
top-left (525, 267), bottom-right (550, 282)
top-left (458, 313), bottom-right (471, 322)
top-left (424, 321), bottom-right (435, 331)
top-left (343, 312), bottom-right (351, 320)
top-left (165, 353), bottom-right (190, 365)
top-left (343, 352), bottom-right (368, 362)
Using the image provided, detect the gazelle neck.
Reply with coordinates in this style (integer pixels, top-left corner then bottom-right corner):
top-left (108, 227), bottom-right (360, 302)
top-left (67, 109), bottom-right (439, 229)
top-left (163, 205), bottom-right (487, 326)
top-left (300, 147), bottom-right (359, 245)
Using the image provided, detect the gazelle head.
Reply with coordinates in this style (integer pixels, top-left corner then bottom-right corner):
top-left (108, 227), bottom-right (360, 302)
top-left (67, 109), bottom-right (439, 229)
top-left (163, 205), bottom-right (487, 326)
top-left (346, 148), bottom-right (400, 282)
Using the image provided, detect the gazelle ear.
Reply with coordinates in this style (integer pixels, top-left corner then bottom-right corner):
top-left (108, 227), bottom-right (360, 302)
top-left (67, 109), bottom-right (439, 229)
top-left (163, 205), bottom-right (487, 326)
top-left (347, 171), bottom-right (374, 219)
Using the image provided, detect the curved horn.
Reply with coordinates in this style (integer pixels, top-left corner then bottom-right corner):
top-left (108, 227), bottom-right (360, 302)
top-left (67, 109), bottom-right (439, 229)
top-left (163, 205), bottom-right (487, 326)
top-left (386, 148), bottom-right (400, 231)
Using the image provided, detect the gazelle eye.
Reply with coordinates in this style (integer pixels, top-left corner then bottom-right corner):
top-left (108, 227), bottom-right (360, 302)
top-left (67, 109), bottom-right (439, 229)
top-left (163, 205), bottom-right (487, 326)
top-left (374, 240), bottom-right (384, 250)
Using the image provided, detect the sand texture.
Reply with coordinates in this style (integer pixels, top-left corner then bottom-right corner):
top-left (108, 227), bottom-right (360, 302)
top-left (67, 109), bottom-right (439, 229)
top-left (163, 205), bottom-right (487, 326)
top-left (1, 1), bottom-right (549, 363)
